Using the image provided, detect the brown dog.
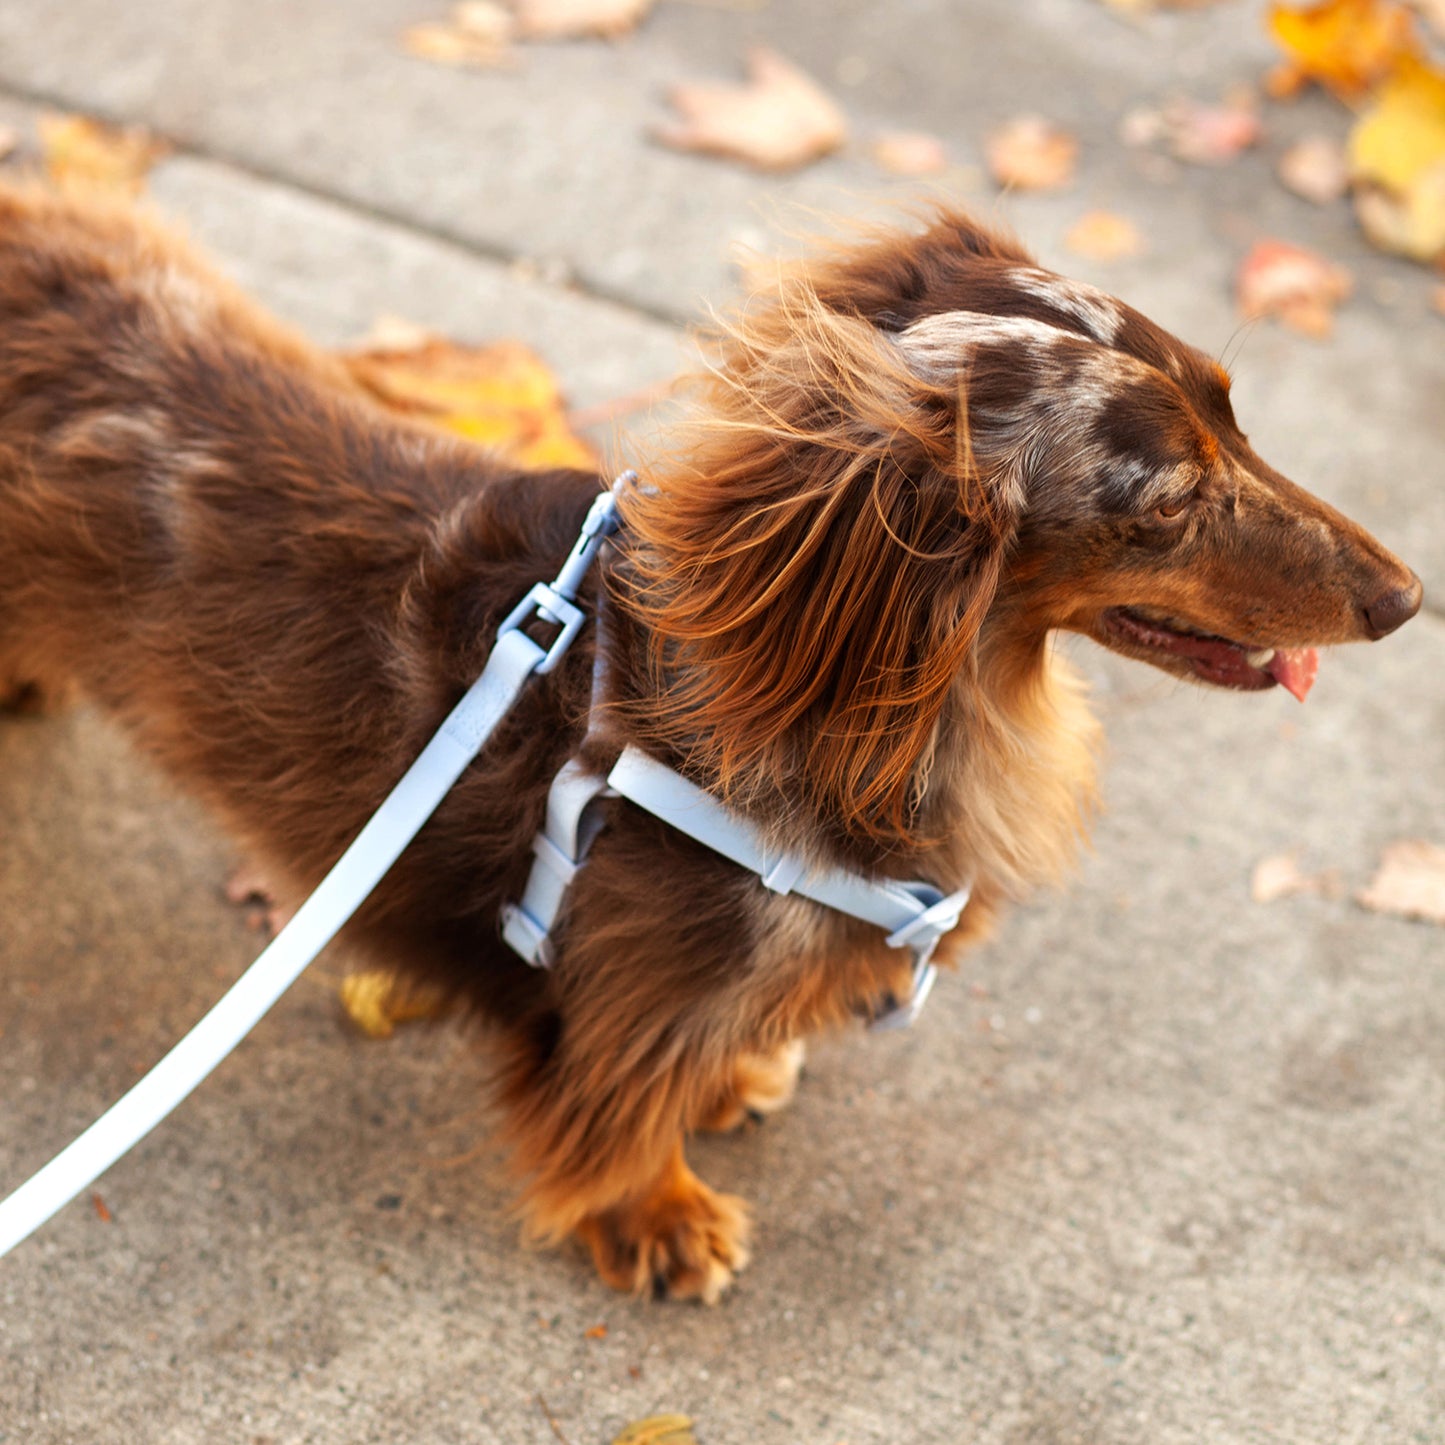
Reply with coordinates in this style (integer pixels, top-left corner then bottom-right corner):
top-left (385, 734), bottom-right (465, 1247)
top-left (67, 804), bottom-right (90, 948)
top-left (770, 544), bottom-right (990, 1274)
top-left (0, 185), bottom-right (1421, 1300)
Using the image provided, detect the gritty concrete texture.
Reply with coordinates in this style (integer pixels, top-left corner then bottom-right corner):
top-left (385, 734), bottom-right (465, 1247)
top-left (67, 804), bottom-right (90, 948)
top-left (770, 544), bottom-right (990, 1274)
top-left (0, 3), bottom-right (1442, 1442)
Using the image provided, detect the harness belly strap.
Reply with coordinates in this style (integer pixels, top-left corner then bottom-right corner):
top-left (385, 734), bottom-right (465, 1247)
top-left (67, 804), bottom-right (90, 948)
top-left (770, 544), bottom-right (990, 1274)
top-left (504, 744), bottom-right (971, 1031)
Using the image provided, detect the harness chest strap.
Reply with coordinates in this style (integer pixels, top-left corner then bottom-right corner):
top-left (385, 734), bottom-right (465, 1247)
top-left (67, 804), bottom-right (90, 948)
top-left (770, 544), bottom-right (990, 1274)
top-left (502, 745), bottom-right (972, 1031)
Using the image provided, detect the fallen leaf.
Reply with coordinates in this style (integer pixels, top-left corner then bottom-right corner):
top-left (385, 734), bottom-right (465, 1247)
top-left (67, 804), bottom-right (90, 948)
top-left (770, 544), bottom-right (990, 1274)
top-left (37, 113), bottom-right (169, 198)
top-left (343, 332), bottom-right (597, 469)
top-left (611, 1417), bottom-right (697, 1445)
top-left (1065, 210), bottom-right (1147, 260)
top-left (92, 1192), bottom-right (112, 1223)
top-left (402, 3), bottom-right (513, 68)
top-left (1101, 0), bottom-right (1230, 8)
top-left (1432, 281), bottom-right (1445, 313)
top-left (584, 1322), bottom-right (609, 1339)
top-left (656, 48), bottom-right (847, 171)
top-left (1277, 134), bottom-right (1351, 202)
top-left (984, 115), bottom-right (1078, 191)
top-left (1250, 852), bottom-right (1342, 902)
top-left (1349, 56), bottom-right (1445, 259)
top-left (1414, 0), bottom-right (1445, 37)
top-left (1161, 93), bottom-right (1263, 165)
top-left (1357, 838), bottom-right (1445, 924)
top-left (512, 0), bottom-right (655, 39)
top-left (871, 130), bottom-right (950, 176)
top-left (0, 126), bottom-right (18, 163)
top-left (1236, 238), bottom-right (1354, 336)
top-left (1267, 0), bottom-right (1421, 102)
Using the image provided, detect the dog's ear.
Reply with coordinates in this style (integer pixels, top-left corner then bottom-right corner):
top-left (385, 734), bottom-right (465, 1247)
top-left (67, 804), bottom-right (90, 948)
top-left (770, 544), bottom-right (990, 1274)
top-left (620, 271), bottom-right (1020, 848)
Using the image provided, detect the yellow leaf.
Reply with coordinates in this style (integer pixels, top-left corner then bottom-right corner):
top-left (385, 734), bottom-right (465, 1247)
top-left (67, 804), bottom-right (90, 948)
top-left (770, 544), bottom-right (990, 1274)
top-left (37, 113), bottom-right (169, 198)
top-left (343, 334), bottom-right (597, 471)
top-left (1267, 0), bottom-right (1420, 101)
top-left (1354, 161), bottom-right (1445, 257)
top-left (339, 969), bottom-right (452, 1038)
top-left (1349, 56), bottom-right (1445, 190)
top-left (611, 1416), bottom-right (698, 1445)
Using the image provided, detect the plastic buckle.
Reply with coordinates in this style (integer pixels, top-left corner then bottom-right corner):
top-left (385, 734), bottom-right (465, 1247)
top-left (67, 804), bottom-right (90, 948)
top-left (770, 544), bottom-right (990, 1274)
top-left (497, 583), bottom-right (585, 675)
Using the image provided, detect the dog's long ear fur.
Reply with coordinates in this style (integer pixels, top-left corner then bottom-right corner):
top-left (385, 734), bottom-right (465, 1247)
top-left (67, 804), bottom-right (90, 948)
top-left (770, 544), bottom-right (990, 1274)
top-left (619, 227), bottom-right (1022, 850)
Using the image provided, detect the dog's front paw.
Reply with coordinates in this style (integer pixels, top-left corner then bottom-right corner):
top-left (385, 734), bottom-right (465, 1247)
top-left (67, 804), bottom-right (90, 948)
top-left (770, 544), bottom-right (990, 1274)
top-left (576, 1168), bottom-right (751, 1304)
top-left (695, 1038), bottom-right (806, 1133)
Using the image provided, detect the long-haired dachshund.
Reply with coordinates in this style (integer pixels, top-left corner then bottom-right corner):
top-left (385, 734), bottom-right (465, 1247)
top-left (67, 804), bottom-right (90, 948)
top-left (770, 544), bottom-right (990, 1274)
top-left (0, 184), bottom-right (1421, 1300)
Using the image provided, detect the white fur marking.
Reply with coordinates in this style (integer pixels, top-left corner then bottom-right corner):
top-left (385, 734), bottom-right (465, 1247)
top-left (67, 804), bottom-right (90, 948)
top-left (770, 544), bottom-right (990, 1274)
top-left (1011, 269), bottom-right (1124, 344)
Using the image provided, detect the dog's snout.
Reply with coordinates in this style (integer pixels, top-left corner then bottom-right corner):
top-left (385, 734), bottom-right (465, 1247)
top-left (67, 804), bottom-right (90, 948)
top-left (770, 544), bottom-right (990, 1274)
top-left (1362, 573), bottom-right (1424, 639)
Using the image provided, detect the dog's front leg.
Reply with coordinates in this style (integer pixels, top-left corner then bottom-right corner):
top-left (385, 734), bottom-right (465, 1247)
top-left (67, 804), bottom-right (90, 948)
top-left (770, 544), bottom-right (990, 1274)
top-left (499, 1011), bottom-right (753, 1302)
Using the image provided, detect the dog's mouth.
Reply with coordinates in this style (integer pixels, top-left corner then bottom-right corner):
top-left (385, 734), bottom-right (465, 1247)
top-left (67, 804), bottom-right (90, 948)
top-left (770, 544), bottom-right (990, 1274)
top-left (1099, 606), bottom-right (1319, 701)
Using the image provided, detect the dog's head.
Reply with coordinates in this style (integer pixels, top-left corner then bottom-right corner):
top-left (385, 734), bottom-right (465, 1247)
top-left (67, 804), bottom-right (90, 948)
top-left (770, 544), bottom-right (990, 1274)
top-left (835, 210), bottom-right (1422, 700)
top-left (625, 210), bottom-right (1421, 843)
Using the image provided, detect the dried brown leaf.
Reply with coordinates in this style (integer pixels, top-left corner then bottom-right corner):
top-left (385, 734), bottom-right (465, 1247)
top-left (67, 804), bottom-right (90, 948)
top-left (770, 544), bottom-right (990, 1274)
top-left (871, 130), bottom-right (950, 177)
top-left (656, 47), bottom-right (847, 171)
top-left (1277, 134), bottom-right (1351, 203)
top-left (1065, 210), bottom-right (1146, 261)
top-left (1357, 839), bottom-right (1445, 924)
top-left (512, 0), bottom-right (655, 39)
top-left (37, 113), bottom-right (169, 198)
top-left (984, 115), bottom-right (1078, 191)
top-left (1236, 238), bottom-right (1354, 336)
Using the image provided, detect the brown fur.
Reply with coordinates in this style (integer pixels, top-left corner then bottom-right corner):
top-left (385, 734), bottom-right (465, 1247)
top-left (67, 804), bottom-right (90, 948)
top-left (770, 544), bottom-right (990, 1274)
top-left (0, 188), bottom-right (1420, 1300)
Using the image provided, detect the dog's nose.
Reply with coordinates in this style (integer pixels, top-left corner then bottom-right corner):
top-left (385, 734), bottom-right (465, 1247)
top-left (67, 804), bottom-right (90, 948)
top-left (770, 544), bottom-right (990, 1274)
top-left (1363, 573), bottom-right (1423, 639)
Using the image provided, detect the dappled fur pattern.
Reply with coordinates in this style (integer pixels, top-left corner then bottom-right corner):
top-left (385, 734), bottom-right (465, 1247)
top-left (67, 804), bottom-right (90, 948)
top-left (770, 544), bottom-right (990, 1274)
top-left (0, 186), bottom-right (1420, 1299)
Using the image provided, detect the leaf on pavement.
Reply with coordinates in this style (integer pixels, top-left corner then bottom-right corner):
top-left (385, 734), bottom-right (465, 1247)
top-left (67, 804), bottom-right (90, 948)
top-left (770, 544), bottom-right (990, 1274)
top-left (1356, 839), bottom-right (1445, 925)
top-left (1161, 92), bottom-right (1263, 164)
top-left (871, 130), bottom-right (950, 176)
top-left (1235, 239), bottom-right (1353, 336)
top-left (1065, 210), bottom-right (1147, 261)
top-left (37, 113), bottom-right (169, 198)
top-left (984, 115), bottom-right (1078, 191)
top-left (344, 330), bottom-right (597, 469)
top-left (1250, 852), bottom-right (1342, 902)
top-left (611, 1417), bottom-right (698, 1445)
top-left (513, 0), bottom-right (656, 39)
top-left (1277, 134), bottom-right (1351, 202)
top-left (403, 3), bottom-right (514, 67)
top-left (1267, 0), bottom-right (1421, 102)
top-left (1349, 56), bottom-right (1445, 259)
top-left (655, 48), bottom-right (847, 171)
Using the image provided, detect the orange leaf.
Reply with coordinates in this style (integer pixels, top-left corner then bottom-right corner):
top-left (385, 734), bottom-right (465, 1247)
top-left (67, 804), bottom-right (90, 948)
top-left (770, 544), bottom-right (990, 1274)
top-left (1267, 0), bottom-right (1421, 102)
top-left (344, 332), bottom-right (597, 471)
top-left (656, 48), bottom-right (847, 171)
top-left (1065, 210), bottom-right (1147, 261)
top-left (37, 113), bottom-right (169, 198)
top-left (1162, 94), bottom-right (1262, 165)
top-left (871, 130), bottom-right (950, 177)
top-left (984, 116), bottom-right (1078, 191)
top-left (1250, 852), bottom-right (1342, 902)
top-left (92, 1192), bottom-right (112, 1223)
top-left (402, 4), bottom-right (514, 68)
top-left (1357, 839), bottom-right (1445, 924)
top-left (1236, 239), bottom-right (1353, 336)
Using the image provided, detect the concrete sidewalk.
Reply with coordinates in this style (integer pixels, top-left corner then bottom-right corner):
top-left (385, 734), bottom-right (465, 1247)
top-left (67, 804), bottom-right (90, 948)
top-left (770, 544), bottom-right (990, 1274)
top-left (0, 3), bottom-right (1441, 1442)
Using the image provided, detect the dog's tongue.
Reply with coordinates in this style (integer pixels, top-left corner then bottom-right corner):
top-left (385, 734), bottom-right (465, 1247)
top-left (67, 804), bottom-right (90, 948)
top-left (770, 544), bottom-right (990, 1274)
top-left (1267, 647), bottom-right (1318, 702)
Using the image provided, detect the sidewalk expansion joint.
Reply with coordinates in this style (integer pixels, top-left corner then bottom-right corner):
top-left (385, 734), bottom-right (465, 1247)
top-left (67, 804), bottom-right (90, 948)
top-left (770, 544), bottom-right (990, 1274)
top-left (0, 77), bottom-right (692, 334)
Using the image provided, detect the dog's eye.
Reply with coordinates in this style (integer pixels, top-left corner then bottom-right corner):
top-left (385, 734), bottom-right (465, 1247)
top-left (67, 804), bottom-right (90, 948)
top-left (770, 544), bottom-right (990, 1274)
top-left (1154, 494), bottom-right (1193, 522)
